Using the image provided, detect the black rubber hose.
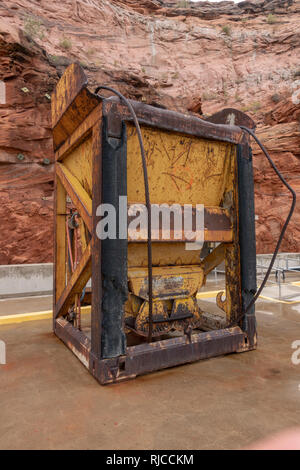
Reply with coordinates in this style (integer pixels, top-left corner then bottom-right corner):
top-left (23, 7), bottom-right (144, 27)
top-left (94, 86), bottom-right (153, 342)
top-left (229, 126), bottom-right (296, 327)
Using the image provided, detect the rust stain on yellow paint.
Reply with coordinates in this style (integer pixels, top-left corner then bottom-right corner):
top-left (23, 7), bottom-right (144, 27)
top-left (126, 123), bottom-right (235, 206)
top-left (63, 137), bottom-right (93, 197)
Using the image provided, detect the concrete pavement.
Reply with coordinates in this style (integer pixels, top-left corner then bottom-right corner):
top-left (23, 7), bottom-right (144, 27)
top-left (0, 288), bottom-right (300, 449)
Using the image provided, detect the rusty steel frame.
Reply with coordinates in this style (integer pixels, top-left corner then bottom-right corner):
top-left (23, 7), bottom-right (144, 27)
top-left (52, 64), bottom-right (257, 385)
top-left (55, 317), bottom-right (249, 384)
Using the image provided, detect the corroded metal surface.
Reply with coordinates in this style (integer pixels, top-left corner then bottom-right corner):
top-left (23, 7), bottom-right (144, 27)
top-left (100, 327), bottom-right (248, 385)
top-left (205, 108), bottom-right (256, 130)
top-left (52, 64), bottom-right (257, 384)
top-left (103, 98), bottom-right (244, 144)
top-left (54, 320), bottom-right (251, 385)
top-left (126, 124), bottom-right (235, 207)
top-left (52, 63), bottom-right (100, 150)
top-left (55, 317), bottom-right (91, 368)
top-left (127, 206), bottom-right (233, 243)
top-left (128, 265), bottom-right (204, 300)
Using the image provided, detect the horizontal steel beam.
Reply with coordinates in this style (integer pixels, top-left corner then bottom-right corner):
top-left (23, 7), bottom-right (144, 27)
top-left (102, 98), bottom-right (244, 144)
top-left (54, 318), bottom-right (250, 385)
top-left (127, 206), bottom-right (232, 243)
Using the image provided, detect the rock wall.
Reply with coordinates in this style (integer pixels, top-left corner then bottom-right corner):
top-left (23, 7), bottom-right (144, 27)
top-left (0, 0), bottom-right (299, 262)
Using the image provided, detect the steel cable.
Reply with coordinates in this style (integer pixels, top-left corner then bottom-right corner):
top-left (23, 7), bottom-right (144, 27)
top-left (228, 126), bottom-right (296, 327)
top-left (92, 90), bottom-right (296, 336)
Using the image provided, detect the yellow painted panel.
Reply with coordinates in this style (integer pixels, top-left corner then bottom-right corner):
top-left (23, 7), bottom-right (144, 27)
top-left (128, 265), bottom-right (204, 300)
top-left (126, 123), bottom-right (235, 206)
top-left (62, 136), bottom-right (93, 197)
top-left (128, 242), bottom-right (202, 268)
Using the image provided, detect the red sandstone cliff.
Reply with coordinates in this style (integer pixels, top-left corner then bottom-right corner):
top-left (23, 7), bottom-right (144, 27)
top-left (0, 0), bottom-right (299, 262)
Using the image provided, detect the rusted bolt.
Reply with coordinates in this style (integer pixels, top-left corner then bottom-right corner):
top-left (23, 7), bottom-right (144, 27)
top-left (17, 153), bottom-right (25, 161)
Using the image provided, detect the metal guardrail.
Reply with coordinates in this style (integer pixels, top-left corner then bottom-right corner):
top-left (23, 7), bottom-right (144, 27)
top-left (210, 254), bottom-right (300, 301)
